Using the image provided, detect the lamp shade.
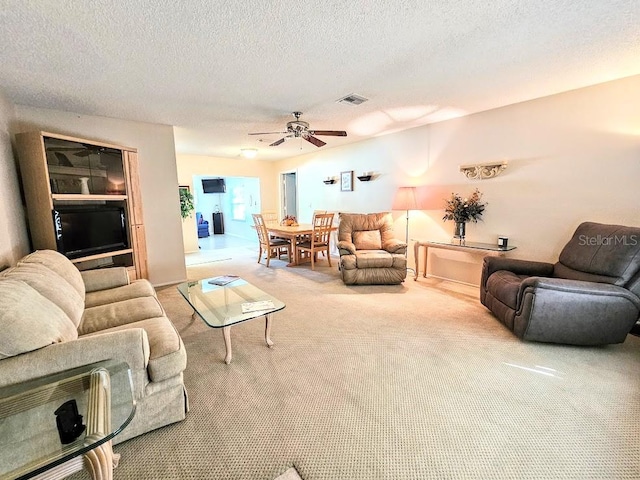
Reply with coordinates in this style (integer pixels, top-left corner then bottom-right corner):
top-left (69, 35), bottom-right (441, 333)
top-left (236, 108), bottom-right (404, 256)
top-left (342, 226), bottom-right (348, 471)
top-left (392, 186), bottom-right (419, 211)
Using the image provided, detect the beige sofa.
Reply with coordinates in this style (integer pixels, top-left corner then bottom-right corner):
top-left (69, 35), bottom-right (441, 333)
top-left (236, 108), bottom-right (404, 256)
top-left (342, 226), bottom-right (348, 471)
top-left (337, 212), bottom-right (407, 285)
top-left (0, 250), bottom-right (187, 444)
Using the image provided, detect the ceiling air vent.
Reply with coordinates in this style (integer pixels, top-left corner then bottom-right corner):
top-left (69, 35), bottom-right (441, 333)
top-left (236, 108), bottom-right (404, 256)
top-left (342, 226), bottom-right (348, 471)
top-left (336, 93), bottom-right (369, 106)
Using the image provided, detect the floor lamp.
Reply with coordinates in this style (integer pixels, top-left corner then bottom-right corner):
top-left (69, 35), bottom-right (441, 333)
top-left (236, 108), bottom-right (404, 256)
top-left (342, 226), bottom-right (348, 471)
top-left (392, 186), bottom-right (419, 274)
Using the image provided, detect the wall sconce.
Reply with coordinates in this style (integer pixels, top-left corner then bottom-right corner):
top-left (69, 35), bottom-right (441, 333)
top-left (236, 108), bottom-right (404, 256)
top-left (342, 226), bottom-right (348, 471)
top-left (323, 176), bottom-right (336, 184)
top-left (240, 148), bottom-right (258, 159)
top-left (357, 171), bottom-right (373, 181)
top-left (459, 161), bottom-right (507, 179)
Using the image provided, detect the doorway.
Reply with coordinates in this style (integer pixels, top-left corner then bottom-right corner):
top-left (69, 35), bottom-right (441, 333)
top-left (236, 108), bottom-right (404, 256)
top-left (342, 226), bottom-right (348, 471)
top-left (281, 172), bottom-right (297, 220)
top-left (183, 175), bottom-right (261, 266)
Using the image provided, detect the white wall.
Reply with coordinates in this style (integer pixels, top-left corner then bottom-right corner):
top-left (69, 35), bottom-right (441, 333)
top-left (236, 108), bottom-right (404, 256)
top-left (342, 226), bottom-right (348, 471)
top-left (12, 106), bottom-right (186, 286)
top-left (275, 75), bottom-right (640, 284)
top-left (0, 92), bottom-right (29, 268)
top-left (223, 176), bottom-right (260, 239)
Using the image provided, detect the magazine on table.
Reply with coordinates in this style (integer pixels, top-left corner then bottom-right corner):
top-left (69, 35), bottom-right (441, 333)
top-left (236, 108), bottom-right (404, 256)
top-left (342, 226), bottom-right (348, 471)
top-left (207, 275), bottom-right (240, 286)
top-left (241, 300), bottom-right (275, 313)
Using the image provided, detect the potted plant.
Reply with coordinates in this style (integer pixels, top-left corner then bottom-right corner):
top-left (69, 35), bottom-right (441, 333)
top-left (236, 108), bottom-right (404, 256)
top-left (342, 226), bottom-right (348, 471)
top-left (442, 189), bottom-right (486, 240)
top-left (179, 187), bottom-right (195, 219)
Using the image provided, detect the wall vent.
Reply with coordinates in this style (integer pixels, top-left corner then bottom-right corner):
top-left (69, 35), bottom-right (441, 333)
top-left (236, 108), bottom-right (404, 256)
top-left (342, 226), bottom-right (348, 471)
top-left (336, 93), bottom-right (369, 106)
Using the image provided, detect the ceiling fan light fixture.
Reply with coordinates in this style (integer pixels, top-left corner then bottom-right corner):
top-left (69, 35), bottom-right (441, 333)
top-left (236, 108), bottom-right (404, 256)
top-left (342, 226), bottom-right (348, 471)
top-left (240, 148), bottom-right (258, 158)
top-left (249, 112), bottom-right (347, 148)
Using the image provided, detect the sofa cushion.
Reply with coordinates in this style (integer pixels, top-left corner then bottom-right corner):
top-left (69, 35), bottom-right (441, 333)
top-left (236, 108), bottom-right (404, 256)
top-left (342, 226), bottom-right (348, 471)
top-left (81, 267), bottom-right (129, 293)
top-left (556, 222), bottom-right (640, 286)
top-left (85, 280), bottom-right (156, 308)
top-left (0, 279), bottom-right (77, 359)
top-left (353, 230), bottom-right (382, 250)
top-left (79, 296), bottom-right (165, 335)
top-left (355, 250), bottom-right (394, 268)
top-left (486, 270), bottom-right (530, 310)
top-left (338, 212), bottom-right (397, 246)
top-left (1, 263), bottom-right (85, 327)
top-left (19, 250), bottom-right (85, 299)
top-left (93, 317), bottom-right (187, 383)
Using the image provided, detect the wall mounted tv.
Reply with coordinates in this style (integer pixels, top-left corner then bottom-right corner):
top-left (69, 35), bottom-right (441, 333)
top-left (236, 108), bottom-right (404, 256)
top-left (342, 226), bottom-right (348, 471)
top-left (202, 178), bottom-right (226, 193)
top-left (53, 205), bottom-right (129, 259)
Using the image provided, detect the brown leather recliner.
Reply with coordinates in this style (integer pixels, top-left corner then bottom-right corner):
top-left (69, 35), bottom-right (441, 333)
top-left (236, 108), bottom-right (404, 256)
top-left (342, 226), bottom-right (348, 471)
top-left (337, 212), bottom-right (407, 285)
top-left (481, 222), bottom-right (640, 345)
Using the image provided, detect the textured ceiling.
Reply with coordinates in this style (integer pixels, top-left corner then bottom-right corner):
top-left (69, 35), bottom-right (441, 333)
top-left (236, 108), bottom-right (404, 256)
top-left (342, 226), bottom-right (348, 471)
top-left (1, 1), bottom-right (639, 161)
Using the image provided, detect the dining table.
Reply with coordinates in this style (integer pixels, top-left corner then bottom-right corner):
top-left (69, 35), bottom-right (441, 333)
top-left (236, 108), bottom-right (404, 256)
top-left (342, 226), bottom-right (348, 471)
top-left (265, 223), bottom-right (337, 266)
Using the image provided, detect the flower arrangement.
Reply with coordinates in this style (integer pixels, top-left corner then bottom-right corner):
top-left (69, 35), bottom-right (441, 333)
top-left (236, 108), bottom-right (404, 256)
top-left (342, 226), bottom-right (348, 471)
top-left (442, 189), bottom-right (486, 223)
top-left (281, 215), bottom-right (298, 226)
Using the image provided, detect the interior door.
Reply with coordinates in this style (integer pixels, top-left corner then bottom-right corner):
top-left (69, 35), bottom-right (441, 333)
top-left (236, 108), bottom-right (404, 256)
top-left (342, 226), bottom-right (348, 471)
top-left (281, 172), bottom-right (297, 220)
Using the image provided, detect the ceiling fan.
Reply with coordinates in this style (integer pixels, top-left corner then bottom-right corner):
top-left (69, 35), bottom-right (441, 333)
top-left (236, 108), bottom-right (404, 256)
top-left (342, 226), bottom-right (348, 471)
top-left (248, 111), bottom-right (347, 147)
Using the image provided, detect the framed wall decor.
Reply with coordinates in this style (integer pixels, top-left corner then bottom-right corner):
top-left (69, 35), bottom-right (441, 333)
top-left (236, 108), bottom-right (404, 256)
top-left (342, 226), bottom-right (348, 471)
top-left (340, 171), bottom-right (354, 192)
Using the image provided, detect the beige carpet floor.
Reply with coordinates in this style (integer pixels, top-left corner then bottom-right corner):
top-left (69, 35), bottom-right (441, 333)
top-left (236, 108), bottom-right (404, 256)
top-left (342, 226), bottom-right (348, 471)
top-left (91, 250), bottom-right (640, 479)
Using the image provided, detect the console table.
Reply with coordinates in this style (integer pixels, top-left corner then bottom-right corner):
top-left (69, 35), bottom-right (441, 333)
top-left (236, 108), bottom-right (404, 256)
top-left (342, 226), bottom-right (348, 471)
top-left (413, 240), bottom-right (517, 280)
top-left (0, 360), bottom-right (135, 480)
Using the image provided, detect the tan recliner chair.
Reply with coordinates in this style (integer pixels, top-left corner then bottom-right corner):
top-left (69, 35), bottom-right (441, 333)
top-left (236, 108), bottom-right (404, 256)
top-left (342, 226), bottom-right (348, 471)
top-left (337, 212), bottom-right (407, 285)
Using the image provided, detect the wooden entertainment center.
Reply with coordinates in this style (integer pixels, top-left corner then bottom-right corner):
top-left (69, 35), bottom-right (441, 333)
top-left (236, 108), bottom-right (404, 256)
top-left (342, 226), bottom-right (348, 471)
top-left (14, 131), bottom-right (148, 280)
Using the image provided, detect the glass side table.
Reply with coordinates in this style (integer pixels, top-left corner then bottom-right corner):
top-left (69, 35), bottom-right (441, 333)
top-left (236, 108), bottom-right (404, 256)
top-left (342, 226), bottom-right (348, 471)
top-left (0, 360), bottom-right (135, 480)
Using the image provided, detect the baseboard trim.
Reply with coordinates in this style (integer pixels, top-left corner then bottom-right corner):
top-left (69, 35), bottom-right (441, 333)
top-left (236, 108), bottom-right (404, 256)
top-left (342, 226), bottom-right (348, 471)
top-left (420, 273), bottom-right (479, 288)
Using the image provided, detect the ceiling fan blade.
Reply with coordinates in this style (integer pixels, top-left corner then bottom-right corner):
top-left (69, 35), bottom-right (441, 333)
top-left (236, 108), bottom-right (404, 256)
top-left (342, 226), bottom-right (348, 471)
top-left (269, 138), bottom-right (286, 146)
top-left (54, 152), bottom-right (74, 167)
top-left (304, 135), bottom-right (326, 147)
top-left (47, 147), bottom-right (84, 151)
top-left (248, 131), bottom-right (287, 136)
top-left (309, 130), bottom-right (347, 137)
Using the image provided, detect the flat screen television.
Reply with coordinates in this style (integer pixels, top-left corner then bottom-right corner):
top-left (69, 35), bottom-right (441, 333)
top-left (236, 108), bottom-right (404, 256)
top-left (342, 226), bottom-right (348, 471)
top-left (53, 205), bottom-right (129, 259)
top-left (202, 178), bottom-right (226, 193)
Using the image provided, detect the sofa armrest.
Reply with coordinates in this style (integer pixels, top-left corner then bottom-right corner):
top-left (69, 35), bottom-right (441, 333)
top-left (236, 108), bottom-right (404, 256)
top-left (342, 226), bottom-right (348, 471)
top-left (81, 267), bottom-right (130, 293)
top-left (515, 277), bottom-right (640, 344)
top-left (337, 241), bottom-right (356, 255)
top-left (520, 277), bottom-right (640, 306)
top-left (0, 329), bottom-right (150, 394)
top-left (481, 257), bottom-right (554, 289)
top-left (383, 239), bottom-right (407, 254)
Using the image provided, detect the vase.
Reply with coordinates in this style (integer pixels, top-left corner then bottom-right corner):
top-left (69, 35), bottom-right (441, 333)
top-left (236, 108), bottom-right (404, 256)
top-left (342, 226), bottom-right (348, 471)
top-left (78, 177), bottom-right (90, 195)
top-left (454, 221), bottom-right (466, 244)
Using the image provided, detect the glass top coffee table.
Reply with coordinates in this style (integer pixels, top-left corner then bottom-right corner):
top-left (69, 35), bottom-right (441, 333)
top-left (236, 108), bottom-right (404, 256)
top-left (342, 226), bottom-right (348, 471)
top-left (177, 277), bottom-right (285, 364)
top-left (0, 360), bottom-right (135, 480)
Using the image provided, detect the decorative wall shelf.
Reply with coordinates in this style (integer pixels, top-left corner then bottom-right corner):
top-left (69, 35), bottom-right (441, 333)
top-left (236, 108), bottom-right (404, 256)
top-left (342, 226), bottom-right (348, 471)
top-left (459, 161), bottom-right (507, 180)
top-left (323, 179), bottom-right (336, 185)
top-left (357, 175), bottom-right (372, 182)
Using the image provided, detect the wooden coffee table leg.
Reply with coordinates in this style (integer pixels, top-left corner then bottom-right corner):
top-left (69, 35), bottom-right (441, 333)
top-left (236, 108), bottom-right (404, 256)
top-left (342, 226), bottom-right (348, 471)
top-left (222, 326), bottom-right (232, 364)
top-left (83, 442), bottom-right (113, 480)
top-left (265, 314), bottom-right (274, 348)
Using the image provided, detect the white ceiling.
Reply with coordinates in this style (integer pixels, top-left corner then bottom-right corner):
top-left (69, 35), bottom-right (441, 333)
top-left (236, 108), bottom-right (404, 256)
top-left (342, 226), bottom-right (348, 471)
top-left (1, 1), bottom-right (639, 161)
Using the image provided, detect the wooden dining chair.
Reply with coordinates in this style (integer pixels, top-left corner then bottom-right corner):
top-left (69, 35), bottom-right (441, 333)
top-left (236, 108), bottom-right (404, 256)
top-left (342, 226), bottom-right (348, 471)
top-left (261, 210), bottom-right (289, 256)
top-left (296, 213), bottom-right (334, 270)
top-left (262, 210), bottom-right (279, 226)
top-left (312, 210), bottom-right (329, 257)
top-left (252, 214), bottom-right (291, 267)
